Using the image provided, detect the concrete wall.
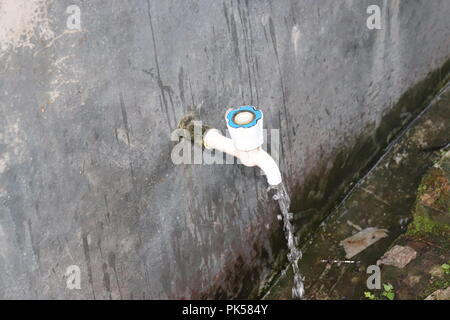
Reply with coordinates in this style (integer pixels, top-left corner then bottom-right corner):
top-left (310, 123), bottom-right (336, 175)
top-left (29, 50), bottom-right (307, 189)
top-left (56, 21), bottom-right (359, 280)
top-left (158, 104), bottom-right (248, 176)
top-left (0, 0), bottom-right (449, 299)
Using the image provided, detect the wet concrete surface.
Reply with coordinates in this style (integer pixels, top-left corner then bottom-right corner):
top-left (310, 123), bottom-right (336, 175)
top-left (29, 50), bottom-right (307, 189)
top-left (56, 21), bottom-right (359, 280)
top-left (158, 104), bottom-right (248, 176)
top-left (370, 151), bottom-right (450, 300)
top-left (379, 237), bottom-right (449, 300)
top-left (265, 82), bottom-right (450, 299)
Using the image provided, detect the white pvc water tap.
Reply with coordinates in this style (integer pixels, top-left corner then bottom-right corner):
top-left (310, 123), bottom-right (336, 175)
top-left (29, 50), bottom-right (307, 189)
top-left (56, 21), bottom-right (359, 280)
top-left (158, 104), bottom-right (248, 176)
top-left (203, 106), bottom-right (282, 186)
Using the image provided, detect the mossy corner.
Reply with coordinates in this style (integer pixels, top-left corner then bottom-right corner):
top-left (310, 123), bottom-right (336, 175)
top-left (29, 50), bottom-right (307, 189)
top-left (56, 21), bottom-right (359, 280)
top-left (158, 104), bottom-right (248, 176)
top-left (406, 151), bottom-right (450, 246)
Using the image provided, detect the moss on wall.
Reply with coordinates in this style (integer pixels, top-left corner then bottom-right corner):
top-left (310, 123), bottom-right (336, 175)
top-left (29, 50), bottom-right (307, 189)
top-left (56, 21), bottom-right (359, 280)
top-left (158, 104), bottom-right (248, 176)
top-left (290, 58), bottom-right (450, 245)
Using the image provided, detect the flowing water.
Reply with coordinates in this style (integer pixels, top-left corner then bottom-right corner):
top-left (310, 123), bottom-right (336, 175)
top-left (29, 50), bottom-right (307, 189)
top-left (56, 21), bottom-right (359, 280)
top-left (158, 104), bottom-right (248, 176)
top-left (270, 183), bottom-right (305, 299)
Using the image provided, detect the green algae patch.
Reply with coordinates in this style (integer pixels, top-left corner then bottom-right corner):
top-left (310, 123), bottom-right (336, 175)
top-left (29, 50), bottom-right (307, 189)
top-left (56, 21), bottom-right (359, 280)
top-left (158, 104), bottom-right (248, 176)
top-left (407, 215), bottom-right (449, 236)
top-left (407, 151), bottom-right (450, 240)
top-left (420, 277), bottom-right (450, 299)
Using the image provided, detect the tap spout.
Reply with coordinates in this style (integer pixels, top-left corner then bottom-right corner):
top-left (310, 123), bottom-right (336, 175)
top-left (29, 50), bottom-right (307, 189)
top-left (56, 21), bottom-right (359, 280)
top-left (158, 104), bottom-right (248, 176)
top-left (204, 129), bottom-right (282, 186)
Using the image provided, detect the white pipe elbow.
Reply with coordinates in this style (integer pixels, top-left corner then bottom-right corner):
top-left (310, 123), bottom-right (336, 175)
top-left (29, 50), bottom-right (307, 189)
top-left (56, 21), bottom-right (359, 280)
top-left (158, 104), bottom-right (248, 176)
top-left (249, 148), bottom-right (282, 186)
top-left (204, 129), bottom-right (282, 186)
top-left (203, 129), bottom-right (239, 158)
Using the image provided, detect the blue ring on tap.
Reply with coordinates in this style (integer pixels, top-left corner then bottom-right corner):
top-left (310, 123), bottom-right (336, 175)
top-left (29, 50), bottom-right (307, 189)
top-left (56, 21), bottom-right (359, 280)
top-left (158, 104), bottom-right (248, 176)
top-left (227, 106), bottom-right (262, 128)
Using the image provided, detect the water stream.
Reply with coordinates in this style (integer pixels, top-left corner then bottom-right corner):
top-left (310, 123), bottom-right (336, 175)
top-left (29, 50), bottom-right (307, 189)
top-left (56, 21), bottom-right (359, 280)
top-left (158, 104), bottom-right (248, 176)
top-left (270, 183), bottom-right (305, 299)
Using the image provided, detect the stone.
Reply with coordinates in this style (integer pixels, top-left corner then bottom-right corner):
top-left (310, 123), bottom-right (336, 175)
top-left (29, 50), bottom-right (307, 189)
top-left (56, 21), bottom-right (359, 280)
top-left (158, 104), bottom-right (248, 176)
top-left (425, 287), bottom-right (450, 300)
top-left (429, 265), bottom-right (445, 278)
top-left (378, 245), bottom-right (417, 268)
top-left (340, 227), bottom-right (388, 259)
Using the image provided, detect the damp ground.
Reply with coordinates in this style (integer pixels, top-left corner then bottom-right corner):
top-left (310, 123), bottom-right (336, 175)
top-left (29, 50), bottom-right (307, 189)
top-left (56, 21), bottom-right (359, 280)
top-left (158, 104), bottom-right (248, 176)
top-left (264, 82), bottom-right (450, 300)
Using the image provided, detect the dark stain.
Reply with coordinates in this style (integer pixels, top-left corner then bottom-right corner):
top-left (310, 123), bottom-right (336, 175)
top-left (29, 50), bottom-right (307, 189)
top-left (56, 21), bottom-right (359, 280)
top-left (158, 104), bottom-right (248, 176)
top-left (268, 17), bottom-right (278, 59)
top-left (34, 202), bottom-right (40, 219)
top-left (178, 67), bottom-right (186, 111)
top-left (188, 77), bottom-right (195, 108)
top-left (245, 3), bottom-right (260, 105)
top-left (103, 194), bottom-right (111, 221)
top-left (114, 127), bottom-right (119, 144)
top-left (82, 234), bottom-right (96, 299)
top-left (118, 92), bottom-right (137, 183)
top-left (102, 262), bottom-right (112, 299)
top-left (230, 14), bottom-right (242, 77)
top-left (262, 23), bottom-right (268, 43)
top-left (97, 237), bottom-right (103, 258)
top-left (158, 95), bottom-right (164, 114)
top-left (4, 173), bottom-right (26, 250)
top-left (223, 2), bottom-right (230, 32)
top-left (278, 110), bottom-right (288, 182)
top-left (129, 159), bottom-right (135, 185)
top-left (237, 0), bottom-right (254, 104)
top-left (142, 68), bottom-right (155, 77)
top-left (283, 16), bottom-right (289, 30)
top-left (27, 219), bottom-right (40, 267)
top-left (268, 17), bottom-right (293, 172)
top-left (108, 252), bottom-right (123, 299)
top-left (119, 92), bottom-right (131, 145)
top-left (146, 0), bottom-right (177, 130)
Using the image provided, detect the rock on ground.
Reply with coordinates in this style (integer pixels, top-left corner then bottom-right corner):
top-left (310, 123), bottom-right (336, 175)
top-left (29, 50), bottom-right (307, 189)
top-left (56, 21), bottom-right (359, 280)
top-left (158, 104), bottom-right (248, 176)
top-left (378, 245), bottom-right (417, 269)
top-left (425, 287), bottom-right (450, 300)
